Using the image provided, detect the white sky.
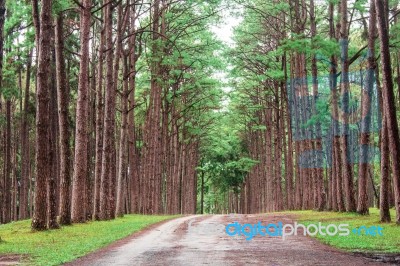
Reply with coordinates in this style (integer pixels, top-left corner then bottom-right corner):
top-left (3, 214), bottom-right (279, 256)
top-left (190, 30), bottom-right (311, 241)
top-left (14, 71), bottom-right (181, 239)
top-left (211, 13), bottom-right (242, 47)
top-left (210, 11), bottom-right (242, 108)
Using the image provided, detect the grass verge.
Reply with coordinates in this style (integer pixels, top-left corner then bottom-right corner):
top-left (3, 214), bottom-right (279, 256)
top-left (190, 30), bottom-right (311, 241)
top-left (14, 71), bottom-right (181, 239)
top-left (290, 208), bottom-right (400, 253)
top-left (0, 214), bottom-right (178, 265)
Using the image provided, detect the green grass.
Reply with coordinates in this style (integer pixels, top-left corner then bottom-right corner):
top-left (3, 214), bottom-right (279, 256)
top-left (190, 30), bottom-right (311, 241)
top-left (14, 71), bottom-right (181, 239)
top-left (0, 214), bottom-right (178, 265)
top-left (288, 208), bottom-right (400, 253)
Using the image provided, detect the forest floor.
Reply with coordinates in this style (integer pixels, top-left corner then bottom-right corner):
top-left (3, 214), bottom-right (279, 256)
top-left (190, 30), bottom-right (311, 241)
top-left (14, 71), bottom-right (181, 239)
top-left (0, 214), bottom-right (177, 265)
top-left (292, 208), bottom-right (400, 254)
top-left (1, 210), bottom-right (399, 265)
top-left (66, 213), bottom-right (398, 266)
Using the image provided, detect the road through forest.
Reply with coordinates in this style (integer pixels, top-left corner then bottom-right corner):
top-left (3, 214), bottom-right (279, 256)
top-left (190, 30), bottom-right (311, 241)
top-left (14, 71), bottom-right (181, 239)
top-left (66, 214), bottom-right (391, 266)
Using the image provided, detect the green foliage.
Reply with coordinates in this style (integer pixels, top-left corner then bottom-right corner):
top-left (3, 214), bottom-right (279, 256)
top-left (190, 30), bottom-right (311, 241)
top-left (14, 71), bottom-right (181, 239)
top-left (1, 65), bottom-right (19, 100)
top-left (134, 0), bottom-right (225, 142)
top-left (53, 0), bottom-right (73, 15)
top-left (198, 112), bottom-right (257, 213)
top-left (281, 36), bottom-right (312, 54)
top-left (0, 0), bottom-right (34, 102)
top-left (353, 0), bottom-right (368, 13)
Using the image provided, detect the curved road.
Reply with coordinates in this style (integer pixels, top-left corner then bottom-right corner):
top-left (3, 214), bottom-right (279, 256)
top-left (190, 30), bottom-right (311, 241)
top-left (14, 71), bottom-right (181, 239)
top-left (67, 214), bottom-right (391, 266)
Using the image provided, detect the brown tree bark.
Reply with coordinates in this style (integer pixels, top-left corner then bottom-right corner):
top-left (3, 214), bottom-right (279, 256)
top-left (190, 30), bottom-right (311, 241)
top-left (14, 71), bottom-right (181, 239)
top-left (19, 49), bottom-right (32, 220)
top-left (3, 98), bottom-right (11, 223)
top-left (0, 0), bottom-right (9, 224)
top-left (93, 12), bottom-right (105, 221)
top-left (283, 53), bottom-right (294, 210)
top-left (373, 55), bottom-right (392, 222)
top-left (329, 1), bottom-right (345, 212)
top-left (0, 0), bottom-right (4, 224)
top-left (116, 55), bottom-right (129, 217)
top-left (47, 51), bottom-right (60, 229)
top-left (375, 0), bottom-right (400, 223)
top-left (357, 0), bottom-right (376, 215)
top-left (380, 116), bottom-right (391, 222)
top-left (339, 0), bottom-right (356, 212)
top-left (99, 0), bottom-right (115, 220)
top-left (274, 85), bottom-right (283, 211)
top-left (55, 13), bottom-right (72, 225)
top-left (128, 23), bottom-right (140, 214)
top-left (71, 0), bottom-right (92, 223)
top-left (310, 0), bottom-right (325, 211)
top-left (140, 0), bottom-right (163, 214)
top-left (114, 1), bottom-right (131, 217)
top-left (31, 0), bottom-right (53, 231)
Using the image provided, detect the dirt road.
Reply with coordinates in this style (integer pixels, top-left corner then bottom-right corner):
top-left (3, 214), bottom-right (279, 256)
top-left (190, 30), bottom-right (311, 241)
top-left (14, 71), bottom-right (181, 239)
top-left (67, 214), bottom-right (391, 266)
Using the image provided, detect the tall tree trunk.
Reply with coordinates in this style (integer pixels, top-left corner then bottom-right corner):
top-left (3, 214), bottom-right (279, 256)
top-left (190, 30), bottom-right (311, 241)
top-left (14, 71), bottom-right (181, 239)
top-left (0, 0), bottom-right (4, 224)
top-left (380, 117), bottom-right (391, 222)
top-left (55, 13), bottom-right (72, 225)
top-left (128, 25), bottom-right (139, 214)
top-left (330, 0), bottom-right (345, 212)
top-left (339, 0), bottom-right (356, 212)
top-left (3, 99), bottom-right (11, 223)
top-left (100, 0), bottom-right (115, 220)
top-left (71, 0), bottom-right (92, 223)
top-left (116, 56), bottom-right (129, 217)
top-left (32, 0), bottom-right (53, 230)
top-left (357, 0), bottom-right (376, 215)
top-left (47, 51), bottom-right (60, 229)
top-left (274, 85), bottom-right (283, 211)
top-left (112, 1), bottom-right (129, 218)
top-left (19, 49), bottom-right (32, 220)
top-left (375, 0), bottom-right (400, 223)
top-left (310, 0), bottom-right (325, 211)
top-left (374, 51), bottom-right (392, 222)
top-left (283, 52), bottom-right (294, 210)
top-left (141, 0), bottom-right (162, 214)
top-left (0, 0), bottom-right (8, 224)
top-left (93, 14), bottom-right (105, 220)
